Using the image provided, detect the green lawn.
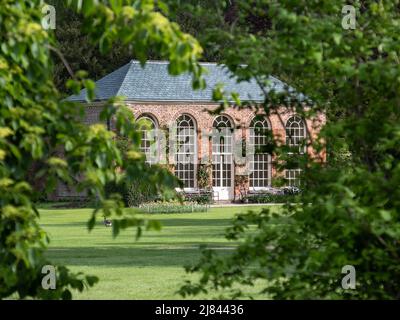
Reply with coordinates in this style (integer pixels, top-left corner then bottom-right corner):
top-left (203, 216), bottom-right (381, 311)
top-left (39, 205), bottom-right (279, 299)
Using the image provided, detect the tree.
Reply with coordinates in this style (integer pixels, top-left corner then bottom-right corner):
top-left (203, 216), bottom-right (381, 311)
top-left (49, 0), bottom-right (135, 94)
top-left (0, 0), bottom-right (203, 299)
top-left (179, 0), bottom-right (400, 299)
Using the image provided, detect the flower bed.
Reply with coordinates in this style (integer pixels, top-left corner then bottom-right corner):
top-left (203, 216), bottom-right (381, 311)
top-left (139, 201), bottom-right (209, 213)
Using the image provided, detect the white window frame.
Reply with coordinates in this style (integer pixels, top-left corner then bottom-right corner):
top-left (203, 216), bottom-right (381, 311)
top-left (285, 169), bottom-right (302, 187)
top-left (175, 114), bottom-right (197, 190)
top-left (212, 115), bottom-right (234, 188)
top-left (138, 115), bottom-right (158, 165)
top-left (249, 117), bottom-right (271, 190)
top-left (285, 115), bottom-right (306, 187)
top-left (285, 115), bottom-right (306, 154)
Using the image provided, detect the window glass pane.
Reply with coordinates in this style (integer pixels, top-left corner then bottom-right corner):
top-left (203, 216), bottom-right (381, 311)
top-left (138, 116), bottom-right (158, 165)
top-left (249, 117), bottom-right (271, 188)
top-left (285, 116), bottom-right (306, 153)
top-left (212, 116), bottom-right (233, 187)
top-left (175, 115), bottom-right (197, 188)
top-left (285, 169), bottom-right (302, 187)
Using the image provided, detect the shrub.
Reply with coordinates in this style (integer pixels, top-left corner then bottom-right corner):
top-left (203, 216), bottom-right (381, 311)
top-left (105, 180), bottom-right (160, 207)
top-left (243, 193), bottom-right (298, 204)
top-left (124, 181), bottom-right (160, 207)
top-left (183, 191), bottom-right (213, 204)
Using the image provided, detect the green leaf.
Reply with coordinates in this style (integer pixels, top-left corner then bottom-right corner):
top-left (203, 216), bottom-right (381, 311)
top-left (84, 79), bottom-right (96, 101)
top-left (379, 210), bottom-right (392, 222)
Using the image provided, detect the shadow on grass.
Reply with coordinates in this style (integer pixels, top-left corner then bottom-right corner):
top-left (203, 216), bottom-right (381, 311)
top-left (46, 243), bottom-right (236, 267)
top-left (155, 218), bottom-right (236, 227)
top-left (41, 222), bottom-right (91, 228)
top-left (42, 217), bottom-right (238, 229)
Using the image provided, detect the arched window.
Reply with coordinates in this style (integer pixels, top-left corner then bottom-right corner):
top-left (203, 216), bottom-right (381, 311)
top-left (249, 117), bottom-right (271, 188)
top-left (285, 115), bottom-right (306, 186)
top-left (212, 115), bottom-right (233, 188)
top-left (175, 114), bottom-right (197, 188)
top-left (285, 115), bottom-right (306, 153)
top-left (138, 115), bottom-right (158, 164)
top-left (213, 115), bottom-right (232, 129)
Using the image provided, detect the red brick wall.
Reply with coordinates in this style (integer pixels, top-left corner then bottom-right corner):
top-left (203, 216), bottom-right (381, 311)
top-left (53, 105), bottom-right (106, 199)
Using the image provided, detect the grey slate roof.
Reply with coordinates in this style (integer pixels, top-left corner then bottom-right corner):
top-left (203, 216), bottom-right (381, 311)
top-left (68, 60), bottom-right (293, 103)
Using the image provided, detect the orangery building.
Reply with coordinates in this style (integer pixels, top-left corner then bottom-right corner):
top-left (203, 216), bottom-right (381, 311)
top-left (60, 60), bottom-right (325, 201)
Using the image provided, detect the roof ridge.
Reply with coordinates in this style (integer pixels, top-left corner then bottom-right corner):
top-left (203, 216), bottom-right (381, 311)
top-left (129, 59), bottom-right (219, 66)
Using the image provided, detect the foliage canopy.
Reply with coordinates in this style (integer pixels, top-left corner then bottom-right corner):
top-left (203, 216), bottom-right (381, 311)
top-left (0, 0), bottom-right (203, 299)
top-left (179, 0), bottom-right (400, 299)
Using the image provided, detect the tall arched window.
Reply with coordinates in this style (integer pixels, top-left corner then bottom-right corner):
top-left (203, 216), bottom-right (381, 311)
top-left (138, 115), bottom-right (158, 164)
top-left (249, 117), bottom-right (271, 188)
top-left (212, 115), bottom-right (233, 189)
top-left (285, 115), bottom-right (306, 153)
top-left (175, 114), bottom-right (197, 189)
top-left (285, 115), bottom-right (306, 186)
